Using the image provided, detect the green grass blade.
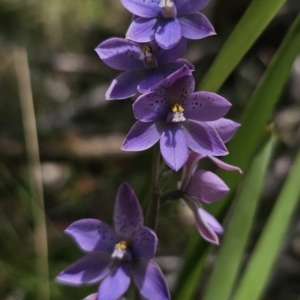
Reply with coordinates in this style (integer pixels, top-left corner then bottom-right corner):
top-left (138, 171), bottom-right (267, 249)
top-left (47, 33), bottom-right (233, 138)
top-left (224, 12), bottom-right (300, 171)
top-left (232, 149), bottom-right (300, 300)
top-left (199, 0), bottom-right (287, 92)
top-left (174, 248), bottom-right (208, 300)
top-left (175, 12), bottom-right (300, 297)
top-left (203, 133), bottom-right (276, 300)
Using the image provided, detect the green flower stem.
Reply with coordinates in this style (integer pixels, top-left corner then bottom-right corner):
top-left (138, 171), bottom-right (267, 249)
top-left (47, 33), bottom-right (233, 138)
top-left (147, 144), bottom-right (161, 230)
top-left (160, 189), bottom-right (184, 204)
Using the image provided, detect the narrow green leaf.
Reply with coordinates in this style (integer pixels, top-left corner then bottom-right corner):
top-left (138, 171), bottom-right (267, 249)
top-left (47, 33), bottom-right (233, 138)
top-left (203, 133), bottom-right (275, 300)
top-left (232, 150), bottom-right (300, 300)
top-left (199, 0), bottom-right (287, 92)
top-left (224, 12), bottom-right (300, 171)
top-left (174, 249), bottom-right (208, 300)
top-left (176, 12), bottom-right (300, 297)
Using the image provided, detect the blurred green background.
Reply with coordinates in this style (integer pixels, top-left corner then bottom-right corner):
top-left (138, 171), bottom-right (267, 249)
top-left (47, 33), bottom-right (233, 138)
top-left (0, 0), bottom-right (300, 299)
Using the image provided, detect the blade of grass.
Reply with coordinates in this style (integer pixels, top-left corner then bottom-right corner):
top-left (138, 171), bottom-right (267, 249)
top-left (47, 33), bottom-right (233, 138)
top-left (13, 46), bottom-right (49, 300)
top-left (173, 232), bottom-right (209, 300)
top-left (176, 12), bottom-right (300, 297)
top-left (199, 0), bottom-right (287, 92)
top-left (232, 149), bottom-right (300, 300)
top-left (203, 132), bottom-right (275, 300)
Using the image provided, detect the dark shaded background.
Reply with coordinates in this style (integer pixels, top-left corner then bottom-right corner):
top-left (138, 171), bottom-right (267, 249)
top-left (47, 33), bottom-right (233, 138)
top-left (0, 0), bottom-right (300, 299)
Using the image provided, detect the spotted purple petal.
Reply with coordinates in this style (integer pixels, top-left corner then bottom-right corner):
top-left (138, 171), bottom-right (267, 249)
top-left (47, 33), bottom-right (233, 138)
top-left (132, 226), bottom-right (158, 260)
top-left (56, 252), bottom-right (112, 285)
top-left (98, 263), bottom-right (131, 300)
top-left (157, 64), bottom-right (193, 94)
top-left (65, 219), bottom-right (117, 253)
top-left (185, 170), bottom-right (229, 203)
top-left (132, 259), bottom-right (170, 300)
top-left (166, 73), bottom-right (195, 103)
top-left (95, 38), bottom-right (143, 71)
top-left (114, 183), bottom-right (144, 240)
top-left (184, 92), bottom-right (231, 122)
top-left (160, 124), bottom-right (189, 171)
top-left (178, 13), bottom-right (215, 40)
top-left (160, 59), bottom-right (194, 80)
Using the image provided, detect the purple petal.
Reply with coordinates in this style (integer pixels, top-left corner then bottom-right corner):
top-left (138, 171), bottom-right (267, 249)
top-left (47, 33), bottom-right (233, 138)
top-left (84, 293), bottom-right (123, 300)
top-left (137, 69), bottom-right (164, 93)
top-left (133, 92), bottom-right (167, 122)
top-left (65, 219), bottom-right (117, 253)
top-left (160, 59), bottom-right (194, 79)
top-left (184, 92), bottom-right (231, 122)
top-left (98, 263), bottom-right (131, 300)
top-left (120, 0), bottom-right (161, 18)
top-left (200, 208), bottom-right (224, 234)
top-left (56, 252), bottom-right (112, 285)
top-left (191, 203), bottom-right (219, 244)
top-left (132, 259), bottom-right (170, 300)
top-left (179, 13), bottom-right (215, 40)
top-left (132, 226), bottom-right (158, 260)
top-left (207, 118), bottom-right (240, 143)
top-left (208, 156), bottom-right (242, 173)
top-left (106, 70), bottom-right (146, 100)
top-left (180, 152), bottom-right (205, 190)
top-left (166, 70), bottom-right (195, 103)
top-left (95, 38), bottom-right (143, 71)
top-left (155, 19), bottom-right (182, 49)
top-left (126, 17), bottom-right (157, 43)
top-left (122, 121), bottom-right (164, 151)
top-left (83, 293), bottom-right (97, 300)
top-left (182, 121), bottom-right (228, 156)
top-left (114, 183), bottom-right (144, 239)
top-left (156, 38), bottom-right (187, 64)
top-left (176, 0), bottom-right (210, 15)
top-left (156, 65), bottom-right (193, 96)
top-left (160, 124), bottom-right (189, 171)
top-left (185, 170), bottom-right (229, 203)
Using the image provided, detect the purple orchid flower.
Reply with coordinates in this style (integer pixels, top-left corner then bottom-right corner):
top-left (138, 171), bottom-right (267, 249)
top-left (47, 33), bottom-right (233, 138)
top-left (57, 183), bottom-right (170, 300)
top-left (122, 0), bottom-right (215, 49)
top-left (122, 65), bottom-right (231, 171)
top-left (179, 151), bottom-right (241, 244)
top-left (95, 37), bottom-right (193, 100)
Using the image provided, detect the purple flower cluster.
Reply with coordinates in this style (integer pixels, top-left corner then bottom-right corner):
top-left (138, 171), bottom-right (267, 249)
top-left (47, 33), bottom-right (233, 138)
top-left (57, 0), bottom-right (242, 298)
